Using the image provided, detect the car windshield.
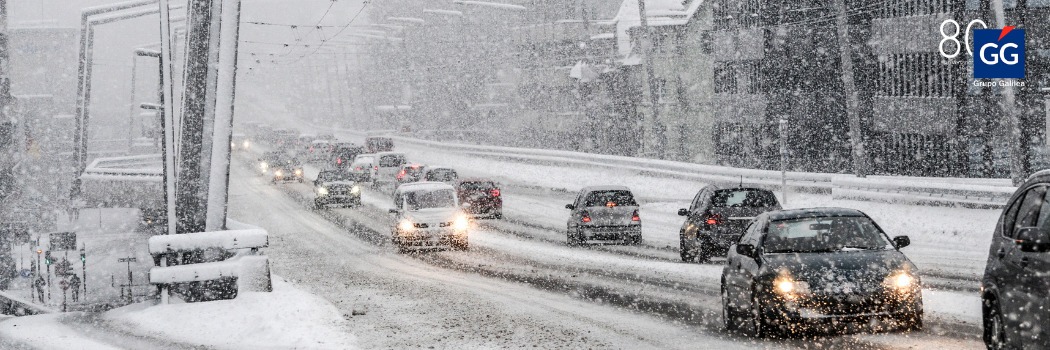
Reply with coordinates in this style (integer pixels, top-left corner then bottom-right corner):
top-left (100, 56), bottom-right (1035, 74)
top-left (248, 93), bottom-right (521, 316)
top-left (711, 189), bottom-right (778, 208)
top-left (317, 171), bottom-right (352, 182)
top-left (460, 181), bottom-right (495, 191)
top-left (762, 216), bottom-right (893, 253)
top-left (380, 155), bottom-right (405, 167)
top-left (405, 189), bottom-right (456, 210)
top-left (583, 190), bottom-right (637, 207)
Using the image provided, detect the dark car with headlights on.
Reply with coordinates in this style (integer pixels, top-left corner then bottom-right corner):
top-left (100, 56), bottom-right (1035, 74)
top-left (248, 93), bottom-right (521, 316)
top-left (270, 158), bottom-right (304, 184)
top-left (679, 186), bottom-right (781, 262)
top-left (257, 151), bottom-right (285, 176)
top-left (389, 182), bottom-right (470, 252)
top-left (456, 178), bottom-right (502, 219)
top-left (565, 186), bottom-right (641, 245)
top-left (981, 170), bottom-right (1050, 350)
top-left (313, 170), bottom-right (362, 209)
top-left (721, 208), bottom-right (922, 337)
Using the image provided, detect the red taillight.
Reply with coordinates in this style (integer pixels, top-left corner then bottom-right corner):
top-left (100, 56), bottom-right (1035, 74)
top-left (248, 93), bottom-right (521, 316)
top-left (355, 167), bottom-right (362, 171)
top-left (397, 169), bottom-right (406, 179)
top-left (632, 210), bottom-right (640, 222)
top-left (490, 189), bottom-right (500, 197)
top-left (374, 166), bottom-right (379, 171)
top-left (606, 201), bottom-right (617, 208)
top-left (581, 215), bottom-right (591, 223)
top-left (337, 158), bottom-right (343, 164)
top-left (705, 214), bottom-right (722, 225)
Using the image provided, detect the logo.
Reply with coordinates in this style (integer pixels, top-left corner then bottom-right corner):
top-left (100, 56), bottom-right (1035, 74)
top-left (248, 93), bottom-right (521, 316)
top-left (939, 20), bottom-right (1026, 79)
top-left (973, 27), bottom-right (1025, 79)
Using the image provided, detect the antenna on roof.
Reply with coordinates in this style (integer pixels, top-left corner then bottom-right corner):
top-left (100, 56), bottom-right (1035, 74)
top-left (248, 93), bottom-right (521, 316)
top-left (739, 175), bottom-right (743, 188)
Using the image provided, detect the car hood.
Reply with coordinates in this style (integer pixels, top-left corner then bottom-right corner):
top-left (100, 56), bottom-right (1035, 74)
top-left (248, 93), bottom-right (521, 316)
top-left (760, 250), bottom-right (915, 293)
top-left (320, 181), bottom-right (358, 187)
top-left (405, 208), bottom-right (460, 224)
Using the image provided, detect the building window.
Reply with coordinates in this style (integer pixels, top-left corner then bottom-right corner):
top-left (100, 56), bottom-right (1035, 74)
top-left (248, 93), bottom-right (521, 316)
top-left (714, 65), bottom-right (737, 93)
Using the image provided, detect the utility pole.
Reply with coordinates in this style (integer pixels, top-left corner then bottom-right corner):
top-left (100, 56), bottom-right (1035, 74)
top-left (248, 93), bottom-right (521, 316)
top-left (990, 0), bottom-right (1026, 184)
top-left (834, 0), bottom-right (867, 178)
top-left (0, 0), bottom-right (14, 222)
top-left (637, 0), bottom-right (662, 159)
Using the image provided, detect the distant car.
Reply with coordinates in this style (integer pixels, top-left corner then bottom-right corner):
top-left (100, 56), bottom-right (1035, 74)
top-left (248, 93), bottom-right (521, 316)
top-left (306, 140), bottom-right (332, 162)
top-left (389, 182), bottom-right (470, 252)
top-left (421, 166), bottom-right (458, 185)
top-left (270, 158), bottom-right (304, 184)
top-left (678, 186), bottom-right (782, 262)
top-left (373, 152), bottom-right (407, 187)
top-left (257, 151), bottom-right (285, 176)
top-left (231, 133), bottom-right (250, 151)
top-left (564, 186), bottom-right (641, 245)
top-left (349, 154), bottom-right (376, 182)
top-left (456, 178), bottom-right (502, 219)
top-left (721, 208), bottom-right (922, 337)
top-left (982, 170), bottom-right (1050, 349)
top-left (313, 170), bottom-right (362, 209)
top-left (366, 136), bottom-right (394, 153)
top-left (318, 133), bottom-right (336, 142)
top-left (330, 143), bottom-right (365, 169)
top-left (395, 163), bottom-right (426, 187)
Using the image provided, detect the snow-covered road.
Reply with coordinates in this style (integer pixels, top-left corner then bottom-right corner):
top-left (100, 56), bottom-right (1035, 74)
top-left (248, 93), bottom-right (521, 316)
top-left (229, 146), bottom-right (986, 349)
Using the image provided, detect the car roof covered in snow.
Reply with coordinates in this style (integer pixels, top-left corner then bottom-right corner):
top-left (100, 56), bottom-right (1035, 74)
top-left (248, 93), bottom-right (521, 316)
top-left (377, 151), bottom-right (405, 156)
top-left (580, 185), bottom-right (632, 193)
top-left (396, 181), bottom-right (455, 193)
top-left (766, 207), bottom-right (867, 222)
top-left (458, 177), bottom-right (494, 183)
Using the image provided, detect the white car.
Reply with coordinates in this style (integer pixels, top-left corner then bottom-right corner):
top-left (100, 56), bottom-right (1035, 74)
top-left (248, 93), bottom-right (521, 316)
top-left (389, 182), bottom-right (470, 252)
top-left (373, 151), bottom-right (407, 188)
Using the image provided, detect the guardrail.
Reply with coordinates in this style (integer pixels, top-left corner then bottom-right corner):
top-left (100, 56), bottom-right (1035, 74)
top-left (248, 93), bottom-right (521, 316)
top-left (148, 229), bottom-right (272, 302)
top-left (385, 134), bottom-right (1018, 209)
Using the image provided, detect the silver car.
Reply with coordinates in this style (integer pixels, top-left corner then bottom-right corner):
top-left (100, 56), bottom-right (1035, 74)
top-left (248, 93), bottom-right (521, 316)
top-left (390, 182), bottom-right (471, 252)
top-left (565, 186), bottom-right (642, 246)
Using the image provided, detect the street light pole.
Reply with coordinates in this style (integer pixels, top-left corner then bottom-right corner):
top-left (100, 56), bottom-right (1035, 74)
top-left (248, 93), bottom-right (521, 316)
top-left (637, 0), bottom-right (661, 159)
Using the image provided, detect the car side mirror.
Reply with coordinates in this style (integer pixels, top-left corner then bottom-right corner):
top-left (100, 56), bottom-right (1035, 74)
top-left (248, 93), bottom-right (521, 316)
top-left (388, 209), bottom-right (400, 214)
top-left (892, 235), bottom-right (911, 249)
top-left (677, 208), bottom-right (688, 216)
top-left (1015, 227), bottom-right (1050, 253)
top-left (736, 244), bottom-right (758, 259)
top-left (565, 204), bottom-right (575, 210)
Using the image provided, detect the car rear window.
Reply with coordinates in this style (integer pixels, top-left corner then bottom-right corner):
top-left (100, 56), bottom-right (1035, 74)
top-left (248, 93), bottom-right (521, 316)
top-left (460, 181), bottom-right (495, 190)
top-left (426, 169), bottom-right (457, 182)
top-left (406, 189), bottom-right (456, 210)
top-left (583, 190), bottom-right (637, 207)
top-left (355, 156), bottom-right (374, 164)
top-left (711, 189), bottom-right (778, 208)
top-left (380, 155), bottom-right (405, 167)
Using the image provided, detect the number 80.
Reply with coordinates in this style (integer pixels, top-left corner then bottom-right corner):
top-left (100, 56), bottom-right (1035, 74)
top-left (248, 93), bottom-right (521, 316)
top-left (940, 19), bottom-right (989, 59)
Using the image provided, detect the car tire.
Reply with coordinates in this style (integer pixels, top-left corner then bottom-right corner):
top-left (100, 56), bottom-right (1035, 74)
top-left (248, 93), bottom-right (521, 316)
top-left (492, 211), bottom-right (503, 220)
top-left (566, 229), bottom-right (583, 246)
top-left (695, 245), bottom-right (713, 264)
top-left (680, 236), bottom-right (697, 262)
top-left (721, 286), bottom-right (739, 333)
top-left (628, 235), bottom-right (642, 245)
top-left (749, 294), bottom-right (774, 338)
top-left (899, 309), bottom-right (924, 332)
top-left (984, 295), bottom-right (1009, 350)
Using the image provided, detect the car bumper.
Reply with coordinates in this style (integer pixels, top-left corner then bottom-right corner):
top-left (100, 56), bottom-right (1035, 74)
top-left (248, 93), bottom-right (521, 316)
top-left (580, 226), bottom-right (641, 241)
top-left (760, 291), bottom-right (922, 327)
top-left (316, 194), bottom-right (361, 204)
top-left (394, 228), bottom-right (467, 247)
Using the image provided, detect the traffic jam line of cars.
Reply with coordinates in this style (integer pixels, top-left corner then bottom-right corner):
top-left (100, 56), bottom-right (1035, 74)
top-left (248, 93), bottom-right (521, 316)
top-left (237, 123), bottom-right (1050, 347)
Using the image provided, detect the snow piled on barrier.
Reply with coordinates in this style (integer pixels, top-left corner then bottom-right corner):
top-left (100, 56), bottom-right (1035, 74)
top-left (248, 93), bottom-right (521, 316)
top-left (108, 276), bottom-right (357, 349)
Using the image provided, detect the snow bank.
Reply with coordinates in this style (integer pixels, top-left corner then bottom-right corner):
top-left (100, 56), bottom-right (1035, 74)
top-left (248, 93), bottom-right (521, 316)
top-left (148, 229), bottom-right (268, 253)
top-left (0, 314), bottom-right (121, 350)
top-left (108, 276), bottom-right (358, 350)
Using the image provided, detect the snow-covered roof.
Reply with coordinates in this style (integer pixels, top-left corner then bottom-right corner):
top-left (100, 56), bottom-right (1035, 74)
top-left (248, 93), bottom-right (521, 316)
top-left (613, 0), bottom-right (705, 58)
top-left (396, 181), bottom-right (456, 192)
top-left (581, 185), bottom-right (633, 193)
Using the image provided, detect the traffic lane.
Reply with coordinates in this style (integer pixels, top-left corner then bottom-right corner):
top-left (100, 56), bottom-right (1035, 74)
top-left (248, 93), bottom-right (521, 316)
top-left (264, 166), bottom-right (982, 350)
top-left (227, 161), bottom-right (747, 349)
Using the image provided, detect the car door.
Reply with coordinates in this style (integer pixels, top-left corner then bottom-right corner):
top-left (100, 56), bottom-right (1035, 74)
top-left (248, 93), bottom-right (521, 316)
top-left (996, 185), bottom-right (1047, 326)
top-left (725, 216), bottom-right (764, 309)
top-left (683, 187), bottom-right (712, 238)
top-left (1027, 188), bottom-right (1050, 343)
top-left (568, 192), bottom-right (585, 229)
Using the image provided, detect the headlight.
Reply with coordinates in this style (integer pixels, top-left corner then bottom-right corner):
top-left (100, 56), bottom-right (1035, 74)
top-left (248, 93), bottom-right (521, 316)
top-left (243, 140), bottom-right (250, 148)
top-left (275, 170), bottom-right (283, 177)
top-left (260, 162), bottom-right (268, 169)
top-left (453, 215), bottom-right (469, 231)
top-left (295, 169), bottom-right (303, 176)
top-left (350, 185), bottom-right (361, 194)
top-left (773, 275), bottom-right (810, 299)
top-left (884, 270), bottom-right (918, 292)
top-left (398, 220), bottom-right (414, 232)
top-left (317, 187), bottom-right (328, 195)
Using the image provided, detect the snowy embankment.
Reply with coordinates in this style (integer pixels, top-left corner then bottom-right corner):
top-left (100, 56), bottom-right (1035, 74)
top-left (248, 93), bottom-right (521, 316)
top-left (107, 276), bottom-right (357, 349)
